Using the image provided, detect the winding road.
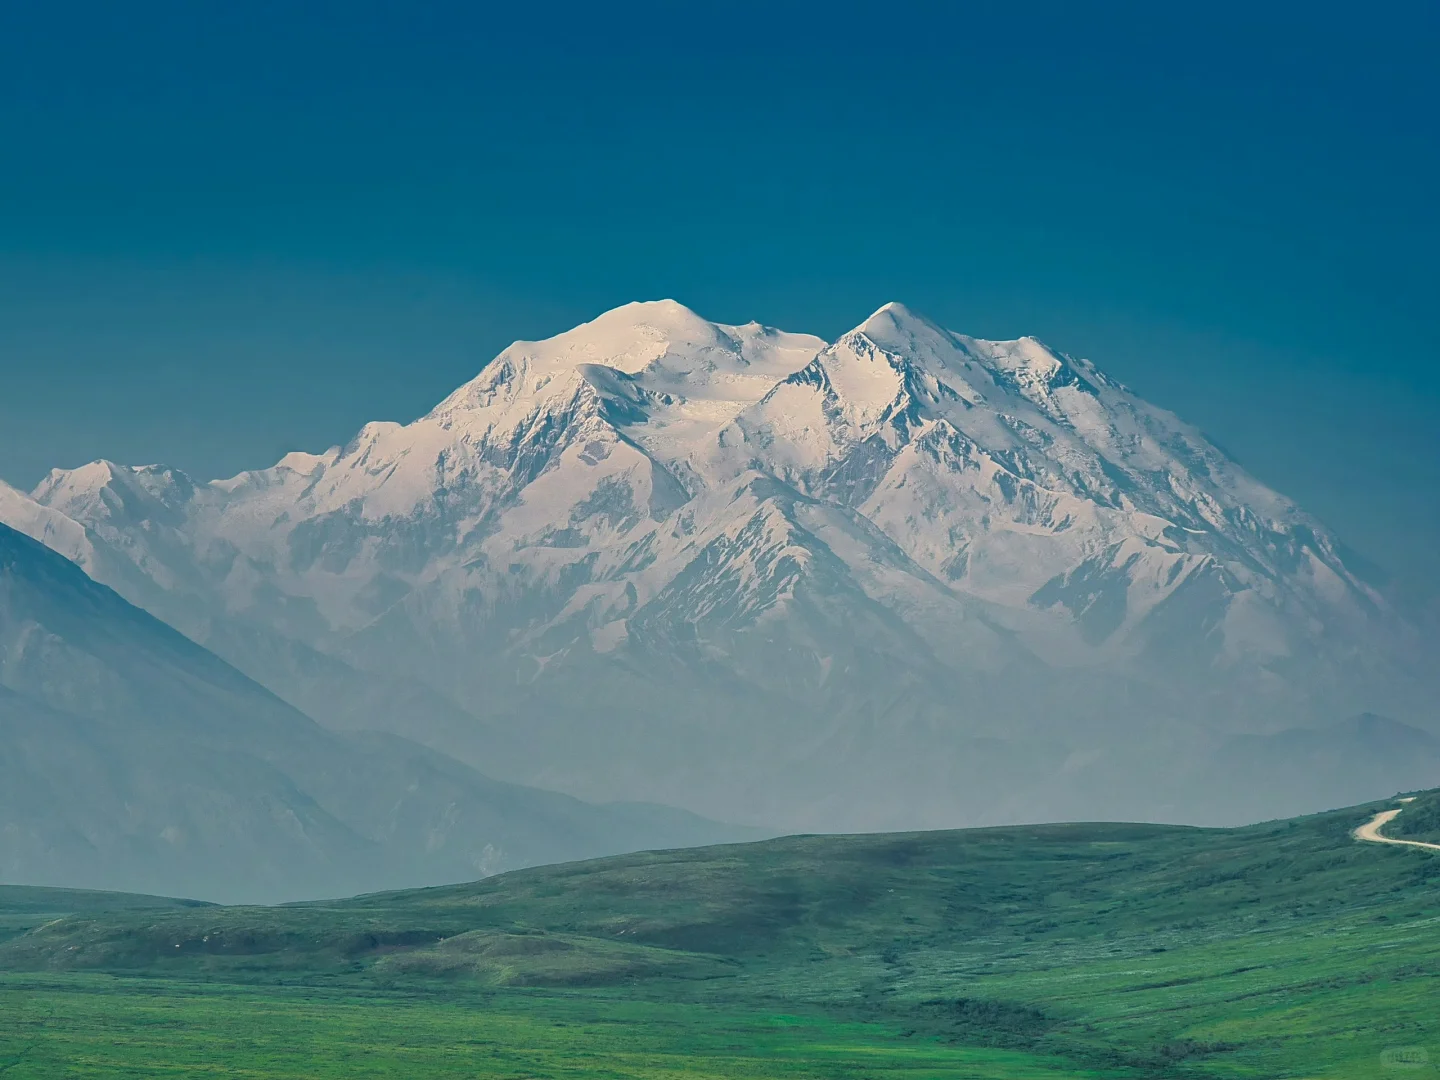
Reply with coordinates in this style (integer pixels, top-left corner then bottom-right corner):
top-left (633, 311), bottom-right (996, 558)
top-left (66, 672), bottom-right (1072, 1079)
top-left (1353, 799), bottom-right (1440, 853)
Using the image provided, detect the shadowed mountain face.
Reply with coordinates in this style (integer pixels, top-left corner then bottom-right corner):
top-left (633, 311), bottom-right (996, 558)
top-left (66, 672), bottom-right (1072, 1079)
top-left (0, 523), bottom-right (752, 903)
top-left (3, 301), bottom-right (1433, 830)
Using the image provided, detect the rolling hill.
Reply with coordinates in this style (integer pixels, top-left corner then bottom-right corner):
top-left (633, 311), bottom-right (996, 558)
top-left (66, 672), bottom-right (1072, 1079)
top-left (2, 791), bottom-right (1437, 1078)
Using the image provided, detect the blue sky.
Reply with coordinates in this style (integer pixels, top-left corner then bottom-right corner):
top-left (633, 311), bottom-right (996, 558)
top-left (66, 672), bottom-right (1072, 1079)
top-left (1, 2), bottom-right (1436, 599)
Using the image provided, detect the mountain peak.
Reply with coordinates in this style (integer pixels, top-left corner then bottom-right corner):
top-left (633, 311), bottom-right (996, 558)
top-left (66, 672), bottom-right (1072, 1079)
top-left (30, 460), bottom-right (133, 517)
top-left (31, 459), bottom-right (199, 527)
top-left (601, 297), bottom-right (707, 322)
top-left (856, 301), bottom-right (943, 336)
top-left (850, 303), bottom-right (959, 365)
top-left (34, 458), bottom-right (118, 497)
top-left (502, 299), bottom-right (730, 376)
top-left (428, 301), bottom-right (823, 440)
top-left (0, 298), bottom-right (1416, 837)
top-left (863, 300), bottom-right (921, 322)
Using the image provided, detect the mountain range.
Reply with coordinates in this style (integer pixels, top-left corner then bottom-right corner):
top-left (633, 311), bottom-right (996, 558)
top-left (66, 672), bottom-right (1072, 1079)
top-left (2, 300), bottom-right (1434, 837)
top-left (0, 521), bottom-right (750, 902)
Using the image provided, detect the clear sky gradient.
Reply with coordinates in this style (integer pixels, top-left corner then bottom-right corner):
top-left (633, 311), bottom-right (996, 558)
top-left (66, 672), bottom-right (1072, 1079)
top-left (1, 2), bottom-right (1436, 601)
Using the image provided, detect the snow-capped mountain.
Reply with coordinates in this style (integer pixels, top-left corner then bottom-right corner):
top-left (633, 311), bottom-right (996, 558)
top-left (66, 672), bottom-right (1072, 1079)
top-left (6, 301), bottom-right (1428, 829)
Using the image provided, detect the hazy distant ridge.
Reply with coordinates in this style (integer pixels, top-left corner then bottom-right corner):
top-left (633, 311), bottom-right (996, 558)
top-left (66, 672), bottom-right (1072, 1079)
top-left (0, 521), bottom-right (751, 902)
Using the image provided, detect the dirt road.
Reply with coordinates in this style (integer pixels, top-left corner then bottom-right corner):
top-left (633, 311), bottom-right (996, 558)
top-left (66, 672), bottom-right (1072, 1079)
top-left (1353, 804), bottom-right (1440, 853)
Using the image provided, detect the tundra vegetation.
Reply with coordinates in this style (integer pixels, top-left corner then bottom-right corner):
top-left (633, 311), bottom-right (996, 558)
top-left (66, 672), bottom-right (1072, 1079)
top-left (2, 793), bottom-right (1438, 1079)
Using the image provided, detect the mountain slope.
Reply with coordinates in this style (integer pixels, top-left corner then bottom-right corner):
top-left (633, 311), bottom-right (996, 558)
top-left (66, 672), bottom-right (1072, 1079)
top-left (0, 521), bottom-right (752, 902)
top-left (9, 301), bottom-right (1432, 829)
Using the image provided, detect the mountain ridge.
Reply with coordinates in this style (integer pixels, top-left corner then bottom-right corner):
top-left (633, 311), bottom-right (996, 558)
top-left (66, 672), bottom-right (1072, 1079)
top-left (4, 300), bottom-right (1431, 830)
top-left (0, 519), bottom-right (756, 902)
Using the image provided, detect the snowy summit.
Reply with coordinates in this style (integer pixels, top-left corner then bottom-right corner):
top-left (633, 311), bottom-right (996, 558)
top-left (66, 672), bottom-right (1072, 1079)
top-left (0, 301), bottom-right (1420, 831)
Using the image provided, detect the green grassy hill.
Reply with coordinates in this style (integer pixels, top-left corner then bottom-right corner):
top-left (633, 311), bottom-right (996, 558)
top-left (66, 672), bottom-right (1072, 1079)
top-left (2, 793), bottom-right (1438, 1079)
top-left (1393, 788), bottom-right (1440, 843)
top-left (0, 884), bottom-right (209, 949)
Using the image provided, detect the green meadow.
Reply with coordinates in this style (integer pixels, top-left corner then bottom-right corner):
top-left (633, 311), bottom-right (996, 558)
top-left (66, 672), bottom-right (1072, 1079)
top-left (2, 790), bottom-right (1438, 1079)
